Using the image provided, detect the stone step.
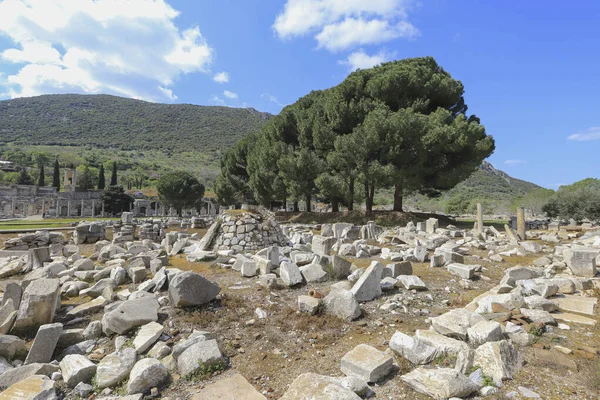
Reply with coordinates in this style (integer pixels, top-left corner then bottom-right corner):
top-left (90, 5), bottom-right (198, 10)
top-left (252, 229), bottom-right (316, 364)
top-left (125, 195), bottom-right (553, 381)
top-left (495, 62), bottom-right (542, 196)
top-left (551, 295), bottom-right (597, 315)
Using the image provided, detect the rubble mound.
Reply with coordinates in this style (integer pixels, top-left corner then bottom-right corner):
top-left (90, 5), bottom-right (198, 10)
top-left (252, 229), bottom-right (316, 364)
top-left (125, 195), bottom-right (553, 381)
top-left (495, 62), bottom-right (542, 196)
top-left (211, 210), bottom-right (289, 253)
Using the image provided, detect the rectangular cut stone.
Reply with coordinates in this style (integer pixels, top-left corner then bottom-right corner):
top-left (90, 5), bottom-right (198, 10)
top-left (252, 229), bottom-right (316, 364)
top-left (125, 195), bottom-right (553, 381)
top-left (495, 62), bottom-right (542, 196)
top-left (447, 263), bottom-right (478, 279)
top-left (311, 236), bottom-right (336, 256)
top-left (564, 248), bottom-right (599, 277)
top-left (551, 295), bottom-right (597, 316)
top-left (340, 344), bottom-right (394, 383)
top-left (24, 322), bottom-right (63, 364)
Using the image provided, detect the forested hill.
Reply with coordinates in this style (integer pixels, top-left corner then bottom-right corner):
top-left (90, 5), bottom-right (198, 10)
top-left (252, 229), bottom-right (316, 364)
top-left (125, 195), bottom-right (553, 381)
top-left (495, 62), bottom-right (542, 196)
top-left (451, 161), bottom-right (542, 199)
top-left (0, 94), bottom-right (272, 154)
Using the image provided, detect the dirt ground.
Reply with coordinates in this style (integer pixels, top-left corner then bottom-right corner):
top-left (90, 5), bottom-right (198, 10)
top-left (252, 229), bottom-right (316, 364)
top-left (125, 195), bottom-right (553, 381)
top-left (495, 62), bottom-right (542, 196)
top-left (3, 227), bottom-right (599, 399)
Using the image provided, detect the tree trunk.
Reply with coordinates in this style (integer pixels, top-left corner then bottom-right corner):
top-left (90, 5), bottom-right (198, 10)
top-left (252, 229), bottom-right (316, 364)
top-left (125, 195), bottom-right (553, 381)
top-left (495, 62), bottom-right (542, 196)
top-left (293, 201), bottom-right (299, 212)
top-left (365, 182), bottom-right (375, 213)
top-left (305, 194), bottom-right (311, 212)
top-left (347, 177), bottom-right (354, 211)
top-left (331, 200), bottom-right (339, 212)
top-left (393, 184), bottom-right (403, 212)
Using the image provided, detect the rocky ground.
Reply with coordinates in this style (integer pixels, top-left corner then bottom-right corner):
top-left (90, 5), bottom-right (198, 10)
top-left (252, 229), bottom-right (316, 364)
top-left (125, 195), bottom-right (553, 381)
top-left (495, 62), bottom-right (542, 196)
top-left (0, 212), bottom-right (598, 400)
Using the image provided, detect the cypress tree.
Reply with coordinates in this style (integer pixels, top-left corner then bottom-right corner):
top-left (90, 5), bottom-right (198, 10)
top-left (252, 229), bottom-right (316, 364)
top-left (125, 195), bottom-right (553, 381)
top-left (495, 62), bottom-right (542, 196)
top-left (38, 164), bottom-right (45, 186)
top-left (53, 159), bottom-right (60, 191)
top-left (98, 164), bottom-right (106, 190)
top-left (110, 161), bottom-right (118, 186)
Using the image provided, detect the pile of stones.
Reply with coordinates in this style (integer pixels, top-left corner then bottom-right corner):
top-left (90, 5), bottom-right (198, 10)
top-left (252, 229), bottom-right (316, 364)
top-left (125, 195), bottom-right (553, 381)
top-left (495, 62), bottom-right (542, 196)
top-left (72, 222), bottom-right (106, 244)
top-left (3, 231), bottom-right (66, 250)
top-left (204, 211), bottom-right (288, 253)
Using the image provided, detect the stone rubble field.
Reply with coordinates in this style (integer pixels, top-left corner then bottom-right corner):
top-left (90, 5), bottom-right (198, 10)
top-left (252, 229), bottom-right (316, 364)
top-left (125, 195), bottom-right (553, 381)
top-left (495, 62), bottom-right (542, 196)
top-left (0, 210), bottom-right (598, 400)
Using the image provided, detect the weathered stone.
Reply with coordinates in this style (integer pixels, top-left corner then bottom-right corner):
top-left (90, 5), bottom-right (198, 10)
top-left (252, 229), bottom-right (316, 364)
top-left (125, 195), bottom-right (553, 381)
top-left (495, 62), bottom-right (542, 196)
top-left (350, 261), bottom-right (383, 302)
top-left (431, 309), bottom-right (485, 340)
top-left (299, 263), bottom-right (328, 283)
top-left (0, 374), bottom-right (56, 400)
top-left (24, 323), bottom-right (63, 365)
top-left (298, 296), bottom-right (320, 315)
top-left (168, 271), bottom-right (221, 307)
top-left (171, 331), bottom-right (212, 359)
top-left (177, 339), bottom-right (224, 377)
top-left (386, 261), bottom-right (412, 277)
top-left (59, 354), bottom-right (96, 387)
top-left (147, 341), bottom-right (171, 359)
top-left (389, 331), bottom-right (439, 365)
top-left (524, 295), bottom-right (558, 312)
top-left (0, 299), bottom-right (17, 335)
top-left (280, 261), bottom-right (303, 286)
top-left (312, 236), bottom-right (336, 256)
top-left (447, 263), bottom-right (478, 279)
top-left (340, 344), bottom-right (393, 383)
top-left (564, 247), bottom-right (598, 277)
top-left (102, 297), bottom-right (159, 335)
top-left (82, 321), bottom-right (102, 340)
top-left (397, 275), bottom-right (427, 291)
top-left (473, 340), bottom-right (520, 386)
top-left (0, 335), bottom-right (25, 360)
top-left (280, 373), bottom-right (360, 400)
top-left (331, 255), bottom-right (352, 280)
top-left (400, 367), bottom-right (479, 400)
top-left (414, 329), bottom-right (470, 356)
top-left (521, 309), bottom-right (556, 325)
top-left (551, 295), bottom-right (597, 315)
top-left (0, 363), bottom-right (58, 389)
top-left (12, 279), bottom-right (60, 333)
top-left (133, 322), bottom-right (163, 354)
top-left (323, 289), bottom-right (361, 321)
top-left (80, 278), bottom-right (116, 298)
top-left (191, 373), bottom-right (266, 400)
top-left (66, 296), bottom-right (109, 318)
top-left (467, 320), bottom-right (503, 346)
top-left (126, 358), bottom-right (168, 394)
top-left (96, 348), bottom-right (137, 389)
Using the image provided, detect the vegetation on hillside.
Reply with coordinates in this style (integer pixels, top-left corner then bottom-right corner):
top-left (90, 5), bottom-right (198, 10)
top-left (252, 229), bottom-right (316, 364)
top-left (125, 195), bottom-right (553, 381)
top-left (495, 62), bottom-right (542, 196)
top-left (543, 178), bottom-right (600, 222)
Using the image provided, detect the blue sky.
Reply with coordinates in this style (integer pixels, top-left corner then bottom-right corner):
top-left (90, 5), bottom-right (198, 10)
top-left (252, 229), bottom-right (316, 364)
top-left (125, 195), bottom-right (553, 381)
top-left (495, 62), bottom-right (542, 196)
top-left (0, 0), bottom-right (599, 189)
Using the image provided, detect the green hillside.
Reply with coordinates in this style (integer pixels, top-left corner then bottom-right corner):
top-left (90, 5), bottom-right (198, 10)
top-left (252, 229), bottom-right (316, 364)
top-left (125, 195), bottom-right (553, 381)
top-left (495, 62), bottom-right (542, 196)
top-left (0, 94), bottom-right (271, 154)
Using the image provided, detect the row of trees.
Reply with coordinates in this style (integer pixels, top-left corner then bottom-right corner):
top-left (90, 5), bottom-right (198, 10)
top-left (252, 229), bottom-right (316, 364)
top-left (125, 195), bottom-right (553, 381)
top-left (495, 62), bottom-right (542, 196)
top-left (543, 179), bottom-right (600, 222)
top-left (215, 57), bottom-right (495, 212)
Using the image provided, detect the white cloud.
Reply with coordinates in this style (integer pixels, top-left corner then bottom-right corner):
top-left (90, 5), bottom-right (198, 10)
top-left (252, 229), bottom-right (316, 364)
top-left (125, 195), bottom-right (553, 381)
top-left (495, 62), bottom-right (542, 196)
top-left (223, 90), bottom-right (238, 99)
top-left (340, 49), bottom-right (391, 71)
top-left (261, 92), bottom-right (284, 107)
top-left (213, 71), bottom-right (229, 83)
top-left (568, 127), bottom-right (600, 141)
top-left (210, 95), bottom-right (225, 105)
top-left (273, 0), bottom-right (417, 52)
top-left (504, 159), bottom-right (527, 165)
top-left (0, 0), bottom-right (213, 102)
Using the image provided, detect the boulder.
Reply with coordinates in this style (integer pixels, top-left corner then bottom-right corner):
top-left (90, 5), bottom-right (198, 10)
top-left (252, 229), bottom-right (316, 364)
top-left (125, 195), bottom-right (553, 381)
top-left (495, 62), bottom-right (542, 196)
top-left (0, 300), bottom-right (17, 335)
top-left (168, 271), bottom-right (221, 307)
top-left (0, 363), bottom-right (59, 389)
top-left (331, 255), bottom-right (352, 280)
top-left (66, 296), bottom-right (109, 318)
top-left (80, 278), bottom-right (116, 299)
top-left (520, 309), bottom-right (556, 325)
top-left (102, 297), bottom-right (159, 335)
top-left (298, 296), bottom-right (320, 315)
top-left (126, 358), bottom-right (168, 394)
top-left (177, 339), bottom-right (224, 377)
top-left (385, 261), bottom-right (412, 277)
top-left (350, 261), bottom-right (383, 302)
top-left (414, 329), bottom-right (470, 356)
top-left (24, 323), bottom-right (63, 365)
top-left (340, 344), bottom-right (393, 383)
top-left (400, 367), bottom-right (479, 400)
top-left (95, 348), bottom-right (137, 389)
top-left (312, 236), bottom-right (336, 256)
top-left (59, 354), bottom-right (96, 387)
top-left (323, 289), bottom-right (361, 321)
